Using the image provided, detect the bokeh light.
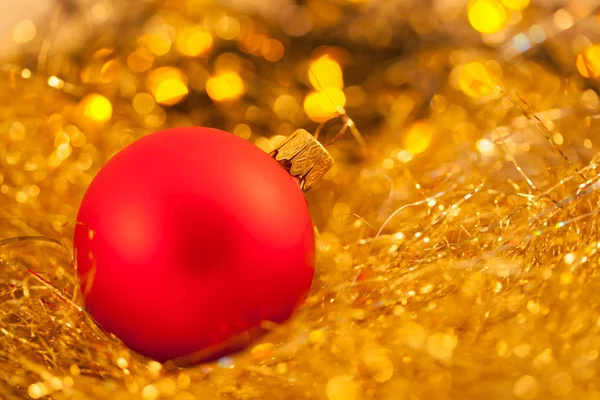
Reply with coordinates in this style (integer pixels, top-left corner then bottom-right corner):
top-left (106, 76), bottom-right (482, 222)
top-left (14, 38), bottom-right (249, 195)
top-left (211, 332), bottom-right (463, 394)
top-left (133, 93), bottom-right (156, 115)
top-left (577, 45), bottom-right (600, 79)
top-left (127, 48), bottom-right (155, 72)
top-left (147, 67), bottom-right (189, 106)
top-left (155, 81), bottom-right (189, 105)
top-left (176, 28), bottom-right (213, 57)
top-left (468, 0), bottom-right (507, 34)
top-left (215, 16), bottom-right (241, 40)
top-left (459, 61), bottom-right (497, 97)
top-left (303, 88), bottom-right (346, 122)
top-left (500, 0), bottom-right (530, 11)
top-left (12, 19), bottom-right (36, 44)
top-left (205, 72), bottom-right (245, 102)
top-left (404, 120), bottom-right (433, 155)
top-left (476, 138), bottom-right (495, 155)
top-left (80, 94), bottom-right (113, 123)
top-left (309, 55), bottom-right (344, 90)
top-left (261, 39), bottom-right (285, 62)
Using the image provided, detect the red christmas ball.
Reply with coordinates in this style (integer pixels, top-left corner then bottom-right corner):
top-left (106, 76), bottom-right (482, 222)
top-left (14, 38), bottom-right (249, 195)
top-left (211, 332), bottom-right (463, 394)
top-left (74, 127), bottom-right (315, 362)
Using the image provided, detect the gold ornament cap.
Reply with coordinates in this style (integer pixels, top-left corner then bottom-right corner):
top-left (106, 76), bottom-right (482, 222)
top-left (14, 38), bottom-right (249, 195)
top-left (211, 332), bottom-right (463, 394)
top-left (270, 129), bottom-right (333, 190)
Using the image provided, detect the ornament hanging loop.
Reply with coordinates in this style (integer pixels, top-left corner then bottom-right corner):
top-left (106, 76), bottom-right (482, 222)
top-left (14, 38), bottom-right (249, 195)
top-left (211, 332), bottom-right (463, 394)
top-left (314, 112), bottom-right (366, 148)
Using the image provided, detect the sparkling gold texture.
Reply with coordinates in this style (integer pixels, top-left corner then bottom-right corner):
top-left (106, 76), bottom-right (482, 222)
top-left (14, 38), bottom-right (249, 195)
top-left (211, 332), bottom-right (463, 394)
top-left (2, 1), bottom-right (600, 400)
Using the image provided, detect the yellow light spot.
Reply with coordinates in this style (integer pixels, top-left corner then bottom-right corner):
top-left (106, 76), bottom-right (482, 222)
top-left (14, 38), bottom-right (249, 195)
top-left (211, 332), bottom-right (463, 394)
top-left (117, 357), bottom-right (129, 369)
top-left (144, 34), bottom-right (171, 56)
top-left (426, 333), bottom-right (458, 361)
top-left (382, 158), bottom-right (394, 170)
top-left (234, 124), bottom-right (251, 139)
top-left (309, 330), bottom-right (326, 344)
top-left (303, 88), bottom-right (346, 122)
top-left (514, 343), bottom-right (531, 358)
top-left (404, 120), bottom-right (433, 155)
top-left (177, 373), bottom-right (191, 389)
top-left (582, 89), bottom-right (599, 107)
top-left (155, 80), bottom-right (189, 105)
top-left (526, 299), bottom-right (540, 314)
top-left (559, 270), bottom-right (573, 285)
top-left (214, 53), bottom-right (242, 73)
top-left (576, 45), bottom-right (600, 79)
top-left (335, 253), bottom-right (353, 271)
top-left (13, 20), bottom-right (36, 43)
top-left (215, 16), bottom-right (241, 40)
top-left (127, 48), bottom-right (154, 72)
top-left (430, 94), bottom-right (448, 112)
top-left (553, 9), bottom-right (574, 31)
top-left (16, 191), bottom-right (27, 203)
top-left (253, 137), bottom-right (272, 153)
top-left (243, 33), bottom-right (267, 54)
top-left (513, 375), bottom-right (539, 400)
top-left (549, 372), bottom-right (572, 396)
top-left (141, 384), bottom-right (159, 400)
top-left (177, 29), bottom-right (213, 57)
top-left (399, 321), bottom-right (426, 349)
top-left (28, 383), bottom-right (46, 399)
top-left (274, 94), bottom-right (299, 120)
top-left (148, 67), bottom-right (189, 106)
top-left (261, 39), bottom-right (285, 62)
top-left (564, 253), bottom-right (575, 265)
top-left (345, 85), bottom-right (367, 108)
top-left (393, 305), bottom-right (404, 316)
top-left (584, 139), bottom-right (592, 148)
top-left (309, 55), bottom-right (344, 90)
top-left (206, 72), bottom-right (245, 102)
top-left (49, 377), bottom-right (63, 391)
top-left (21, 69), bottom-right (31, 79)
top-left (552, 133), bottom-right (563, 145)
top-left (275, 363), bottom-right (288, 374)
top-left (361, 344), bottom-right (394, 383)
top-left (397, 149), bottom-right (414, 163)
top-left (326, 376), bottom-right (359, 400)
top-left (28, 185), bottom-right (40, 197)
top-left (10, 122), bottom-right (26, 141)
top-left (48, 76), bottom-right (64, 89)
top-left (251, 342), bottom-right (274, 356)
top-left (70, 365), bottom-right (81, 376)
top-left (468, 0), bottom-right (507, 34)
top-left (147, 362), bottom-right (162, 375)
top-left (133, 93), bottom-right (156, 114)
top-left (6, 151), bottom-right (21, 165)
top-left (459, 61), bottom-right (497, 97)
top-left (476, 138), bottom-right (495, 155)
top-left (500, 0), bottom-right (529, 11)
top-left (80, 94), bottom-right (112, 123)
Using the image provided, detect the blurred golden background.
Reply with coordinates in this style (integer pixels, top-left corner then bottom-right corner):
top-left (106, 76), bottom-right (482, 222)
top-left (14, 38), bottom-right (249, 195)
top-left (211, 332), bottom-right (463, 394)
top-left (2, 0), bottom-right (600, 399)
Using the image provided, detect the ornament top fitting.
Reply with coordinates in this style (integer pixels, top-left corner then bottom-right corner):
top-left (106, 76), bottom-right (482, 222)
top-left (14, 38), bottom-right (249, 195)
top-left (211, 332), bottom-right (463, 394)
top-left (270, 129), bottom-right (334, 190)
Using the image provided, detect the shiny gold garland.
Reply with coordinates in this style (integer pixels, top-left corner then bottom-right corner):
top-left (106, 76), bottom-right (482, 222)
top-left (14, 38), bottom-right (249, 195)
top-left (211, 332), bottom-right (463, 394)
top-left (2, 1), bottom-right (600, 399)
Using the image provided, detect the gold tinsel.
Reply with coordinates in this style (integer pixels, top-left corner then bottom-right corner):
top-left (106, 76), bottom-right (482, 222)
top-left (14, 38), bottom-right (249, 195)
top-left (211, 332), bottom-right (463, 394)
top-left (2, 0), bottom-right (600, 399)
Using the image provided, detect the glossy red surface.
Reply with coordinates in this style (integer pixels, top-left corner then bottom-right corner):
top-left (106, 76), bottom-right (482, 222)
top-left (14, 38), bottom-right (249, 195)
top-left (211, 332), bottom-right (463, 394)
top-left (74, 127), bottom-right (315, 362)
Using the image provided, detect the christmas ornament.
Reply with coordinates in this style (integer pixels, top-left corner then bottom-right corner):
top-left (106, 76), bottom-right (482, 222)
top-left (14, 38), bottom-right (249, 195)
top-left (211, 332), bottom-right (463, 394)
top-left (73, 127), bottom-right (333, 362)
